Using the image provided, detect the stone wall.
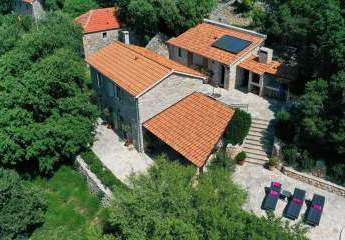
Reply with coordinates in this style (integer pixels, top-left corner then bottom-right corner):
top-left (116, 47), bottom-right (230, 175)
top-left (283, 167), bottom-right (345, 197)
top-left (76, 156), bottom-right (113, 206)
top-left (14, 0), bottom-right (45, 20)
top-left (83, 29), bottom-right (120, 57)
top-left (32, 0), bottom-right (45, 20)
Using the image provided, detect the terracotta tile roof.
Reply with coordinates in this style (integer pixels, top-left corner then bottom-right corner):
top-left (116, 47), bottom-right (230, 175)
top-left (86, 42), bottom-right (205, 97)
top-left (75, 8), bottom-right (122, 34)
top-left (144, 92), bottom-right (235, 167)
top-left (167, 23), bottom-right (265, 65)
top-left (239, 55), bottom-right (285, 76)
top-left (22, 0), bottom-right (34, 3)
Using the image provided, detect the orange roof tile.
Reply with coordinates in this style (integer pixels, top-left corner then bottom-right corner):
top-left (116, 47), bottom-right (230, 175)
top-left (22, 0), bottom-right (34, 3)
top-left (75, 8), bottom-right (122, 34)
top-left (239, 55), bottom-right (283, 75)
top-left (167, 23), bottom-right (265, 65)
top-left (144, 92), bottom-right (235, 167)
top-left (86, 42), bottom-right (205, 97)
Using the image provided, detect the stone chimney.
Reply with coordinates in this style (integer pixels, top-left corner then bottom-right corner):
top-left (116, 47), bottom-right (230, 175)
top-left (122, 31), bottom-right (130, 44)
top-left (258, 47), bottom-right (273, 64)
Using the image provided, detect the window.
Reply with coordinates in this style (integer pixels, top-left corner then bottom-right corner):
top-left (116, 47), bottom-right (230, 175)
top-left (102, 32), bottom-right (107, 39)
top-left (178, 48), bottom-right (182, 57)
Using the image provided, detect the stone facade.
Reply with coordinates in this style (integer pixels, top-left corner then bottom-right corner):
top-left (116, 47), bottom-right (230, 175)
top-left (83, 29), bottom-right (121, 57)
top-left (14, 0), bottom-right (45, 20)
top-left (283, 167), bottom-right (345, 197)
top-left (91, 67), bottom-right (205, 152)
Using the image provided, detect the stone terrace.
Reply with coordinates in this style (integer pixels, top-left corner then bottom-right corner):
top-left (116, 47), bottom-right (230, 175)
top-left (233, 164), bottom-right (345, 240)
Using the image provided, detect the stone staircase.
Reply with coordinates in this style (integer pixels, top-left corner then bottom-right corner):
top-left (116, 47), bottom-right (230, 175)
top-left (243, 118), bottom-right (274, 165)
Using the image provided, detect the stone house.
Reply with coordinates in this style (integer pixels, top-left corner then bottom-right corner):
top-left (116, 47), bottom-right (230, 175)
top-left (86, 41), bottom-right (235, 170)
top-left (14, 0), bottom-right (45, 20)
top-left (75, 8), bottom-right (124, 57)
top-left (167, 19), bottom-right (290, 99)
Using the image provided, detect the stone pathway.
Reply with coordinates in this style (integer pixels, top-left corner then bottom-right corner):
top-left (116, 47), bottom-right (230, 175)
top-left (233, 164), bottom-right (345, 240)
top-left (91, 123), bottom-right (154, 185)
top-left (199, 85), bottom-right (284, 120)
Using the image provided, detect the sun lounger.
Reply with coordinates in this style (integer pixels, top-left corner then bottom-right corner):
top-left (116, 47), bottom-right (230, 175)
top-left (305, 194), bottom-right (325, 226)
top-left (262, 181), bottom-right (282, 211)
top-left (284, 188), bottom-right (306, 220)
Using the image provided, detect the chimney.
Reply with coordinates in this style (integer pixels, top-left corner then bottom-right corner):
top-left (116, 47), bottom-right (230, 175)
top-left (122, 30), bottom-right (130, 44)
top-left (258, 47), bottom-right (273, 64)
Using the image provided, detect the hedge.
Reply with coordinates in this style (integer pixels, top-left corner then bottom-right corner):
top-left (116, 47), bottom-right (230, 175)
top-left (81, 150), bottom-right (128, 192)
top-left (224, 109), bottom-right (252, 145)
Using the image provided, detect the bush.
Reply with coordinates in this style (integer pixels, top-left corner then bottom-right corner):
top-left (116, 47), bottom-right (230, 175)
top-left (282, 145), bottom-right (300, 166)
top-left (330, 164), bottom-right (345, 185)
top-left (235, 151), bottom-right (247, 163)
top-left (300, 150), bottom-right (315, 171)
top-left (268, 157), bottom-right (279, 167)
top-left (0, 168), bottom-right (46, 239)
top-left (81, 150), bottom-right (127, 192)
top-left (224, 109), bottom-right (252, 145)
top-left (211, 150), bottom-right (235, 171)
top-left (237, 0), bottom-right (255, 12)
top-left (275, 111), bottom-right (295, 143)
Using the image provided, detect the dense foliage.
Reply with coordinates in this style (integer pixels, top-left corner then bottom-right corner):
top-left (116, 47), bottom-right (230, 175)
top-left (0, 168), bottom-right (46, 239)
top-left (254, 0), bottom-right (345, 184)
top-left (117, 0), bottom-right (217, 41)
top-left (105, 156), bottom-right (307, 239)
top-left (0, 13), bottom-right (98, 174)
top-left (224, 108), bottom-right (252, 145)
top-left (43, 0), bottom-right (99, 17)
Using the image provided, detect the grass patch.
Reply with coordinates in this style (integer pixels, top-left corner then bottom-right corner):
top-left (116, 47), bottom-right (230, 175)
top-left (81, 150), bottom-right (128, 192)
top-left (25, 166), bottom-right (104, 240)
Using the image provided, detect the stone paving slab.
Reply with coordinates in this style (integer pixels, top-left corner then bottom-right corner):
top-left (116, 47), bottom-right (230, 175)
top-left (233, 164), bottom-right (345, 240)
top-left (91, 123), bottom-right (154, 185)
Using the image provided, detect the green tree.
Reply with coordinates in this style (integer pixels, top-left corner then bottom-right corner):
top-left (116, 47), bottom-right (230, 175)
top-left (105, 157), bottom-right (307, 239)
top-left (63, 0), bottom-right (99, 17)
top-left (0, 168), bottom-right (46, 239)
top-left (118, 0), bottom-right (217, 41)
top-left (0, 0), bottom-right (12, 14)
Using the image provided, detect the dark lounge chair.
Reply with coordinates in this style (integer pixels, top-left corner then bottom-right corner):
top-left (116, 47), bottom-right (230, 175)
top-left (262, 181), bottom-right (282, 211)
top-left (305, 194), bottom-right (325, 226)
top-left (284, 188), bottom-right (306, 220)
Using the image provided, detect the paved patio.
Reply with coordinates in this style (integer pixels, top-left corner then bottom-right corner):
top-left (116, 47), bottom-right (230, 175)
top-left (199, 85), bottom-right (285, 120)
top-left (233, 164), bottom-right (345, 240)
top-left (91, 123), bottom-right (154, 185)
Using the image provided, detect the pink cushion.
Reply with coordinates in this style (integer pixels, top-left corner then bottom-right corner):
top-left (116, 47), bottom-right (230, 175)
top-left (273, 182), bottom-right (281, 187)
top-left (293, 198), bottom-right (303, 205)
top-left (312, 204), bottom-right (322, 210)
top-left (271, 190), bottom-right (279, 197)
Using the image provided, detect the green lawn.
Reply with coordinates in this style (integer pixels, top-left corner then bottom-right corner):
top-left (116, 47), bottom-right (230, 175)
top-left (26, 166), bottom-right (104, 240)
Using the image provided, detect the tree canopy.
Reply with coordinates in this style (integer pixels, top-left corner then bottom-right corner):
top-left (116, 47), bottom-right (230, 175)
top-left (117, 0), bottom-right (217, 41)
top-left (0, 13), bottom-right (98, 174)
top-left (105, 156), bottom-right (307, 240)
top-left (254, 0), bottom-right (345, 183)
top-left (0, 168), bottom-right (46, 239)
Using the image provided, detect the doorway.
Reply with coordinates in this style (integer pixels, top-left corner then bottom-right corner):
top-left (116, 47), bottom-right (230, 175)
top-left (220, 65), bottom-right (225, 87)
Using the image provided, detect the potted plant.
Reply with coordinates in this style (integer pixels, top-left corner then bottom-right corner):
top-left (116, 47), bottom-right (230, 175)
top-left (267, 157), bottom-right (279, 171)
top-left (235, 151), bottom-right (246, 166)
top-left (121, 123), bottom-right (133, 146)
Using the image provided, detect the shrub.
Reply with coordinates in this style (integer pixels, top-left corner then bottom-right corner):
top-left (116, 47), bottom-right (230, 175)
top-left (224, 109), bottom-right (252, 145)
top-left (0, 168), bottom-right (46, 239)
top-left (268, 157), bottom-right (279, 167)
top-left (237, 0), bottom-right (255, 12)
top-left (211, 150), bottom-right (235, 171)
top-left (81, 150), bottom-right (127, 192)
top-left (300, 150), bottom-right (315, 171)
top-left (282, 145), bottom-right (300, 166)
top-left (235, 151), bottom-right (247, 163)
top-left (330, 164), bottom-right (345, 185)
top-left (275, 111), bottom-right (295, 143)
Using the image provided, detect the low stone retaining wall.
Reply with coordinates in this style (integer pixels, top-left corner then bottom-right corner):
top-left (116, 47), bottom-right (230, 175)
top-left (283, 167), bottom-right (345, 197)
top-left (76, 156), bottom-right (113, 206)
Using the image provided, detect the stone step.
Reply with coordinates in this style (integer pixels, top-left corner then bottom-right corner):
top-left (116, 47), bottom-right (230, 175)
top-left (251, 121), bottom-right (270, 129)
top-left (245, 152), bottom-right (269, 161)
top-left (245, 157), bottom-right (268, 165)
top-left (243, 147), bottom-right (268, 158)
top-left (243, 143), bottom-right (270, 153)
top-left (247, 130), bottom-right (268, 137)
top-left (246, 134), bottom-right (269, 142)
top-left (249, 127), bottom-right (270, 134)
top-left (244, 139), bottom-right (271, 147)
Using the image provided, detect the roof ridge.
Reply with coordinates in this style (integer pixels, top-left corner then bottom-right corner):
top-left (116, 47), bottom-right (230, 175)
top-left (84, 9), bottom-right (94, 29)
top-left (119, 42), bottom-right (173, 72)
